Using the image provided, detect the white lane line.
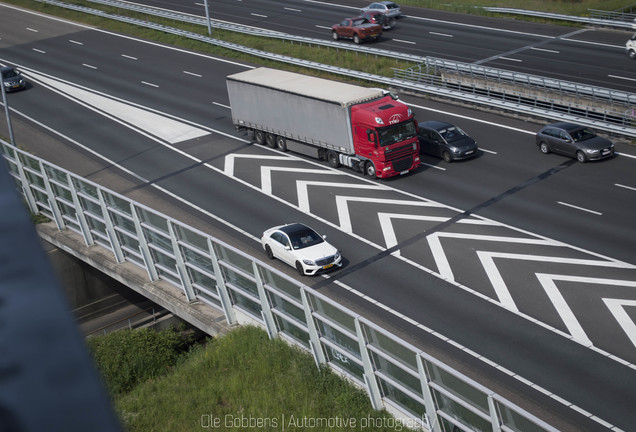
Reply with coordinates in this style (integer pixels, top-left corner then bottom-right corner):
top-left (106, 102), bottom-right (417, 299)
top-left (616, 183), bottom-right (636, 192)
top-left (82, 63), bottom-right (97, 69)
top-left (557, 201), bottom-right (603, 216)
top-left (392, 39), bottom-right (416, 45)
top-left (69, 39), bottom-right (83, 45)
top-left (141, 81), bottom-right (159, 88)
top-left (315, 25), bottom-right (331, 30)
top-left (499, 57), bottom-right (522, 62)
top-left (420, 162), bottom-right (446, 171)
top-left (480, 147), bottom-right (497, 154)
top-left (26, 27), bottom-right (38, 32)
top-left (251, 13), bottom-right (267, 18)
top-left (531, 47), bottom-right (559, 53)
top-left (32, 48), bottom-right (46, 53)
top-left (121, 54), bottom-right (138, 60)
top-left (429, 31), bottom-right (453, 37)
top-left (284, 7), bottom-right (301, 12)
top-left (608, 74), bottom-right (636, 82)
top-left (183, 70), bottom-right (202, 77)
top-left (213, 101), bottom-right (230, 109)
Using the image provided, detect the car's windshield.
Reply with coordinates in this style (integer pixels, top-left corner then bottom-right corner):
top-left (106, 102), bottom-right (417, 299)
top-left (288, 228), bottom-right (324, 250)
top-left (378, 119), bottom-right (417, 146)
top-left (1, 69), bottom-right (19, 79)
top-left (437, 126), bottom-right (468, 142)
top-left (570, 128), bottom-right (596, 142)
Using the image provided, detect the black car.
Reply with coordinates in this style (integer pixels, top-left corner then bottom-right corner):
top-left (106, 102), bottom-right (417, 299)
top-left (417, 121), bottom-right (478, 162)
top-left (1, 66), bottom-right (27, 92)
top-left (535, 122), bottom-right (614, 163)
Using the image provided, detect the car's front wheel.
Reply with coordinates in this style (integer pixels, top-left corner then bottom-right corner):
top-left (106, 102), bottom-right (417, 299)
top-left (353, 34), bottom-right (361, 44)
top-left (442, 151), bottom-right (452, 163)
top-left (332, 31), bottom-right (339, 41)
top-left (539, 142), bottom-right (550, 154)
top-left (295, 262), bottom-right (305, 276)
top-left (629, 49), bottom-right (636, 60)
top-left (576, 150), bottom-right (587, 163)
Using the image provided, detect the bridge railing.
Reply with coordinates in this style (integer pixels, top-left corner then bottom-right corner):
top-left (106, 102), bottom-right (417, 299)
top-left (1, 138), bottom-right (558, 432)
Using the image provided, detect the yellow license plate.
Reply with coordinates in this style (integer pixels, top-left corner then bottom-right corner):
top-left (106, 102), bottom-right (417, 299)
top-left (322, 264), bottom-right (334, 270)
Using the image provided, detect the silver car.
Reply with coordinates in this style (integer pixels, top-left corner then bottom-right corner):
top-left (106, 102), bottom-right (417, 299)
top-left (535, 122), bottom-right (614, 163)
top-left (361, 1), bottom-right (402, 19)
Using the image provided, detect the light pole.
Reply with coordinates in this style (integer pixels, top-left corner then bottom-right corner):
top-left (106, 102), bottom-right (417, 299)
top-left (0, 70), bottom-right (16, 147)
top-left (203, 0), bottom-right (212, 36)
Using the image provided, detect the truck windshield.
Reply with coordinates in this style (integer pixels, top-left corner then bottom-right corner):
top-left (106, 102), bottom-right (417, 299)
top-left (377, 120), bottom-right (417, 146)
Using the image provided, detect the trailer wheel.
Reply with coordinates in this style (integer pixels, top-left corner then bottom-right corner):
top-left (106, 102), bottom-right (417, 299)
top-left (276, 136), bottom-right (287, 151)
top-left (365, 161), bottom-right (376, 178)
top-left (255, 130), bottom-right (266, 145)
top-left (265, 133), bottom-right (276, 148)
top-left (327, 151), bottom-right (340, 168)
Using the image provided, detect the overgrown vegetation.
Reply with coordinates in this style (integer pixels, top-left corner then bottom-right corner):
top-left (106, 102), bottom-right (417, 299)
top-left (89, 326), bottom-right (412, 432)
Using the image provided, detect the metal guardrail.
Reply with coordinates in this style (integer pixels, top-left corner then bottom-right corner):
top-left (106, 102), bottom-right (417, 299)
top-left (0, 138), bottom-right (560, 432)
top-left (37, 0), bottom-right (636, 137)
top-left (484, 7), bottom-right (636, 29)
top-left (589, 9), bottom-right (636, 24)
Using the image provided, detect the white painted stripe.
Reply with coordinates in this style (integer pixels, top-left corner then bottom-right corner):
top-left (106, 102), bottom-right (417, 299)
top-left (26, 27), bottom-right (38, 32)
top-left (608, 74), bottom-right (636, 82)
top-left (530, 47), bottom-right (559, 53)
top-left (604, 298), bottom-right (636, 349)
top-left (250, 13), bottom-right (267, 18)
top-left (499, 57), bottom-right (522, 62)
top-left (616, 183), bottom-right (636, 191)
top-left (429, 31), bottom-right (453, 37)
top-left (141, 81), bottom-right (159, 88)
top-left (121, 54), bottom-right (138, 60)
top-left (479, 147), bottom-right (497, 154)
top-left (420, 162), bottom-right (446, 170)
top-left (315, 25), bottom-right (332, 30)
top-left (557, 201), bottom-right (602, 216)
top-left (69, 39), bottom-right (83, 45)
top-left (617, 151), bottom-right (636, 159)
top-left (284, 7), bottom-right (301, 12)
top-left (213, 101), bottom-right (230, 109)
top-left (32, 48), bottom-right (45, 53)
top-left (183, 70), bottom-right (202, 77)
top-left (82, 63), bottom-right (97, 69)
top-left (392, 39), bottom-right (416, 45)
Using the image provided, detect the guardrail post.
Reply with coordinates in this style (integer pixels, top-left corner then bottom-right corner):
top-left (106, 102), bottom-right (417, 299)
top-left (300, 288), bottom-right (326, 367)
top-left (39, 161), bottom-right (65, 231)
top-left (416, 354), bottom-right (442, 432)
top-left (252, 261), bottom-right (278, 339)
top-left (168, 221), bottom-right (196, 301)
top-left (97, 188), bottom-right (125, 263)
top-left (207, 238), bottom-right (237, 325)
top-left (130, 203), bottom-right (158, 282)
top-left (11, 148), bottom-right (38, 214)
top-left (487, 395), bottom-right (503, 432)
top-left (67, 173), bottom-right (94, 246)
top-left (354, 318), bottom-right (383, 411)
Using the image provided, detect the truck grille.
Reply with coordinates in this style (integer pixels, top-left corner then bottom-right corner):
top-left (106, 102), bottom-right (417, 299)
top-left (391, 157), bottom-right (413, 172)
top-left (385, 142), bottom-right (414, 160)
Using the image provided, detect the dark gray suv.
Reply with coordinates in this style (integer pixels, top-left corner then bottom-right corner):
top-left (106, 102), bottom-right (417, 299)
top-left (535, 122), bottom-right (614, 163)
top-left (417, 120), bottom-right (478, 162)
top-left (1, 66), bottom-right (27, 92)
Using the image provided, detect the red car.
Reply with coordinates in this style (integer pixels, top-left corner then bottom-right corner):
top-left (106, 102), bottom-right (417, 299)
top-left (331, 17), bottom-right (382, 44)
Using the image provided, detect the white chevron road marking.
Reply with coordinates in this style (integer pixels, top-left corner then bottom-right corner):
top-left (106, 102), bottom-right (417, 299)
top-left (295, 181), bottom-right (387, 213)
top-left (224, 154), bottom-right (290, 177)
top-left (604, 298), bottom-right (636, 349)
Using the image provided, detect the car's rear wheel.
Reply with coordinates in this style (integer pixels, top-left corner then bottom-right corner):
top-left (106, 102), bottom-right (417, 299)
top-left (295, 262), bottom-right (305, 276)
top-left (265, 133), bottom-right (276, 148)
top-left (629, 49), bottom-right (636, 60)
top-left (265, 245), bottom-right (274, 259)
top-left (255, 130), bottom-right (265, 145)
top-left (442, 151), bottom-right (452, 163)
top-left (353, 34), bottom-right (361, 44)
top-left (539, 142), bottom-right (550, 154)
top-left (576, 150), bottom-right (587, 163)
top-left (332, 31), bottom-right (339, 41)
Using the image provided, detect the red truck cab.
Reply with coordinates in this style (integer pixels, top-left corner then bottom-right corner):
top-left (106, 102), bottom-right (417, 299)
top-left (350, 95), bottom-right (420, 178)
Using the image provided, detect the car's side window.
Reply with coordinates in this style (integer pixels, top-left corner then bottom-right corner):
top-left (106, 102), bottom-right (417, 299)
top-left (543, 128), bottom-right (557, 138)
top-left (271, 232), bottom-right (288, 247)
top-left (559, 130), bottom-right (570, 141)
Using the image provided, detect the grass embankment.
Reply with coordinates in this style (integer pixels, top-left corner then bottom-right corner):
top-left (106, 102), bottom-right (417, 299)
top-left (88, 326), bottom-right (413, 432)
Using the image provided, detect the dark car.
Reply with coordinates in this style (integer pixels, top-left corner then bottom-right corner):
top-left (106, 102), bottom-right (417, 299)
top-left (535, 122), bottom-right (614, 163)
top-left (1, 66), bottom-right (27, 92)
top-left (417, 121), bottom-right (478, 162)
top-left (359, 10), bottom-right (395, 29)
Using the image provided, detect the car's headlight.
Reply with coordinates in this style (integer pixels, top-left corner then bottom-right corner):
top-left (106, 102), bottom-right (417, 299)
top-left (302, 259), bottom-right (315, 266)
top-left (585, 148), bottom-right (599, 154)
top-left (450, 147), bottom-right (461, 153)
top-left (334, 251), bottom-right (341, 261)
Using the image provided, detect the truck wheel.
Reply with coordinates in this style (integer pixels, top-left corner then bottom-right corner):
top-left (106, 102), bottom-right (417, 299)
top-left (332, 31), bottom-right (339, 41)
top-left (630, 49), bottom-right (636, 60)
top-left (265, 133), bottom-right (276, 148)
top-left (255, 130), bottom-right (265, 145)
top-left (327, 151), bottom-right (340, 168)
top-left (276, 136), bottom-right (287, 151)
top-left (365, 161), bottom-right (376, 178)
top-left (353, 34), bottom-right (361, 44)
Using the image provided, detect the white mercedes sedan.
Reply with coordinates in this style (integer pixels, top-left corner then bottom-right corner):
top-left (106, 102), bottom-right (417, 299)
top-left (261, 223), bottom-right (342, 276)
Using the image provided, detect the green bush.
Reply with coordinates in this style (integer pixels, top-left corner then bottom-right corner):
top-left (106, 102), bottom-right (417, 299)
top-left (87, 326), bottom-right (194, 396)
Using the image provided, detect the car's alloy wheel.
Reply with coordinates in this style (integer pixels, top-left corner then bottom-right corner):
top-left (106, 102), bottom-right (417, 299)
top-left (630, 49), bottom-right (636, 60)
top-left (296, 262), bottom-right (304, 276)
top-left (576, 150), bottom-right (587, 163)
top-left (539, 142), bottom-right (550, 154)
top-left (353, 34), bottom-right (361, 44)
top-left (332, 31), bottom-right (339, 40)
top-left (265, 245), bottom-right (274, 259)
top-left (442, 151), bottom-right (452, 163)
